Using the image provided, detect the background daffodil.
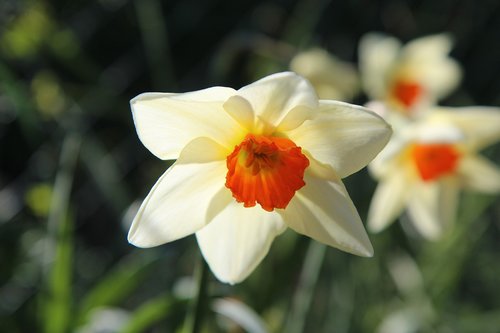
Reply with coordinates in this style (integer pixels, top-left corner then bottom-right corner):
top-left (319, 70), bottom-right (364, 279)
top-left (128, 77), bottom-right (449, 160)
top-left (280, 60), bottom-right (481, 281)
top-left (128, 72), bottom-right (392, 283)
top-left (359, 33), bottom-right (462, 116)
top-left (368, 107), bottom-right (500, 240)
top-left (289, 48), bottom-right (360, 101)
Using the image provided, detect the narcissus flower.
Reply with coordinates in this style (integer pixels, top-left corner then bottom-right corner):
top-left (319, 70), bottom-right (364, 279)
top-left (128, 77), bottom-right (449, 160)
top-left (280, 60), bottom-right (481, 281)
top-left (128, 72), bottom-right (392, 283)
top-left (368, 107), bottom-right (500, 239)
top-left (290, 48), bottom-right (360, 101)
top-left (359, 33), bottom-right (462, 116)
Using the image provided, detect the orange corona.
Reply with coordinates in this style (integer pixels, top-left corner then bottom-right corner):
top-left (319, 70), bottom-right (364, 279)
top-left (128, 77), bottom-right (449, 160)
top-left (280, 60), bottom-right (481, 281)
top-left (392, 80), bottom-right (423, 108)
top-left (411, 143), bottom-right (460, 181)
top-left (225, 134), bottom-right (309, 211)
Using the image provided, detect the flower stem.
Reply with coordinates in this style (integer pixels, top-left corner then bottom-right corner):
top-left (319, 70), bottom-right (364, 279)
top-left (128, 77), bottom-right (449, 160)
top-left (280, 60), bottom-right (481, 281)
top-left (284, 240), bottom-right (327, 333)
top-left (183, 253), bottom-right (209, 333)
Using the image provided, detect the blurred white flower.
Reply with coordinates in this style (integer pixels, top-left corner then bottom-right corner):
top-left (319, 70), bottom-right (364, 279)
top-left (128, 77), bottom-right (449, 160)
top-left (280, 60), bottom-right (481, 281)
top-left (128, 72), bottom-right (391, 283)
top-left (290, 48), bottom-right (360, 100)
top-left (75, 307), bottom-right (129, 333)
top-left (212, 298), bottom-right (268, 333)
top-left (359, 33), bottom-right (462, 116)
top-left (368, 107), bottom-right (500, 239)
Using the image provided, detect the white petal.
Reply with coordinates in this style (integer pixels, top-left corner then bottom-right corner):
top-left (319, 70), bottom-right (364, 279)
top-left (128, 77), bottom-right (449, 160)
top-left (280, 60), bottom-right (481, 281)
top-left (417, 58), bottom-right (462, 100)
top-left (280, 173), bottom-right (373, 257)
top-left (289, 48), bottom-right (360, 100)
top-left (430, 107), bottom-right (500, 151)
top-left (396, 34), bottom-right (461, 102)
top-left (369, 129), bottom-right (412, 179)
top-left (196, 196), bottom-right (286, 284)
top-left (402, 34), bottom-right (453, 61)
top-left (223, 95), bottom-right (255, 131)
top-left (368, 169), bottom-right (410, 233)
top-left (412, 122), bottom-right (464, 143)
top-left (131, 87), bottom-right (245, 160)
top-left (406, 181), bottom-right (443, 240)
top-left (359, 33), bottom-right (401, 99)
top-left (287, 100), bottom-right (392, 178)
top-left (459, 154), bottom-right (500, 193)
top-left (128, 138), bottom-right (228, 247)
top-left (235, 72), bottom-right (318, 133)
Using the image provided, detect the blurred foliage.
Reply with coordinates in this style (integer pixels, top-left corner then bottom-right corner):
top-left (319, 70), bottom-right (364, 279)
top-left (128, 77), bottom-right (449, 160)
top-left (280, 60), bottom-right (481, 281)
top-left (1, 0), bottom-right (500, 332)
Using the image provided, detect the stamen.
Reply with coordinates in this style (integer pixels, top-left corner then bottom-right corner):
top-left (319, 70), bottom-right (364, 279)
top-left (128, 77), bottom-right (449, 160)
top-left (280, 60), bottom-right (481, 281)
top-left (225, 134), bottom-right (309, 211)
top-left (411, 144), bottom-right (460, 181)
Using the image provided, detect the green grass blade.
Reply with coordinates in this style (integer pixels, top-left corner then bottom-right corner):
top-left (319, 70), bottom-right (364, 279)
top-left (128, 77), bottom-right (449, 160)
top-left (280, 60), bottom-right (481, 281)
top-left (75, 253), bottom-right (157, 327)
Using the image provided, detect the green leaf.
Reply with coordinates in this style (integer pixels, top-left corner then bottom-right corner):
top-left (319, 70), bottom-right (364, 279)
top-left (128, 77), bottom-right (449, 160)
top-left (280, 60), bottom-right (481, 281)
top-left (41, 135), bottom-right (81, 333)
top-left (74, 253), bottom-right (157, 327)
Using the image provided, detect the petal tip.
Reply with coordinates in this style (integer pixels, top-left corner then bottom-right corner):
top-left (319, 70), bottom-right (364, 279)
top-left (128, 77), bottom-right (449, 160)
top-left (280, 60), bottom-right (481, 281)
top-left (357, 241), bottom-right (374, 257)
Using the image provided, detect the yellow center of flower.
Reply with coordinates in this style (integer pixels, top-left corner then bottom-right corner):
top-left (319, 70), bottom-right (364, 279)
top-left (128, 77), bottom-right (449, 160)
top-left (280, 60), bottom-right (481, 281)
top-left (411, 144), bottom-right (460, 181)
top-left (225, 134), bottom-right (310, 212)
top-left (391, 79), bottom-right (423, 109)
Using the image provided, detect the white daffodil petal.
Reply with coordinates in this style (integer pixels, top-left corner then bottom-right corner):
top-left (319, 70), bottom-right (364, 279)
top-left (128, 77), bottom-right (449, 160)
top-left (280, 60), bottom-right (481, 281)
top-left (406, 181), bottom-right (443, 240)
top-left (412, 122), bottom-right (464, 143)
top-left (235, 72), bottom-right (317, 132)
top-left (223, 95), bottom-right (255, 132)
top-left (289, 48), bottom-right (360, 100)
top-left (281, 174), bottom-right (373, 257)
top-left (368, 169), bottom-right (409, 233)
top-left (131, 87), bottom-right (245, 160)
top-left (196, 199), bottom-right (286, 284)
top-left (287, 100), bottom-right (392, 178)
top-left (402, 33), bottom-right (453, 61)
top-left (459, 155), bottom-right (500, 193)
top-left (430, 107), bottom-right (500, 151)
top-left (128, 138), bottom-right (228, 247)
top-left (418, 59), bottom-right (462, 99)
top-left (359, 33), bottom-right (401, 99)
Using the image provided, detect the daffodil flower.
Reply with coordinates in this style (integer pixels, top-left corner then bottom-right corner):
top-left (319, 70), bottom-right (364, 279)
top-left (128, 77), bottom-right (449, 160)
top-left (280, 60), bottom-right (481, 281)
top-left (368, 107), bottom-right (500, 240)
top-left (359, 33), bottom-right (462, 116)
top-left (128, 72), bottom-right (391, 284)
top-left (290, 48), bottom-right (359, 100)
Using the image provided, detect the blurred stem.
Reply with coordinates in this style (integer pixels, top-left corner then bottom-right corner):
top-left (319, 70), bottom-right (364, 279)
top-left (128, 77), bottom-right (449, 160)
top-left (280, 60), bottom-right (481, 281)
top-left (421, 192), bottom-right (496, 306)
top-left (134, 0), bottom-right (175, 90)
top-left (284, 241), bottom-right (327, 333)
top-left (41, 134), bottom-right (81, 333)
top-left (183, 254), bottom-right (209, 333)
top-left (282, 0), bottom-right (332, 46)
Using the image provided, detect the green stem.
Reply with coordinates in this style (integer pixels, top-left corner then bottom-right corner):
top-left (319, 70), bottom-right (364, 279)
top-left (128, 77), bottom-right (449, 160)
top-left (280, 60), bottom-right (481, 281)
top-left (41, 134), bottom-right (81, 333)
top-left (183, 254), bottom-right (209, 333)
top-left (284, 241), bottom-right (327, 333)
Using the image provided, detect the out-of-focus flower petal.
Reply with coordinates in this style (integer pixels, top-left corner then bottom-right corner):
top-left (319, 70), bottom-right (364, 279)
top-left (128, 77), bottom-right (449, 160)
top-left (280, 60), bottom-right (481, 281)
top-left (459, 155), bottom-right (500, 193)
top-left (399, 34), bottom-right (461, 101)
top-left (430, 107), bottom-right (500, 150)
top-left (290, 48), bottom-right (359, 100)
top-left (359, 33), bottom-right (401, 99)
top-left (287, 100), bottom-right (392, 178)
top-left (212, 298), bottom-right (268, 333)
top-left (402, 33), bottom-right (453, 61)
top-left (281, 174), bottom-right (373, 257)
top-left (131, 88), bottom-right (245, 160)
top-left (368, 168), bottom-right (410, 233)
top-left (196, 197), bottom-right (286, 284)
top-left (416, 59), bottom-right (462, 101)
top-left (360, 33), bottom-right (461, 115)
top-left (406, 181), bottom-right (443, 240)
top-left (235, 72), bottom-right (318, 133)
top-left (128, 138), bottom-right (228, 247)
